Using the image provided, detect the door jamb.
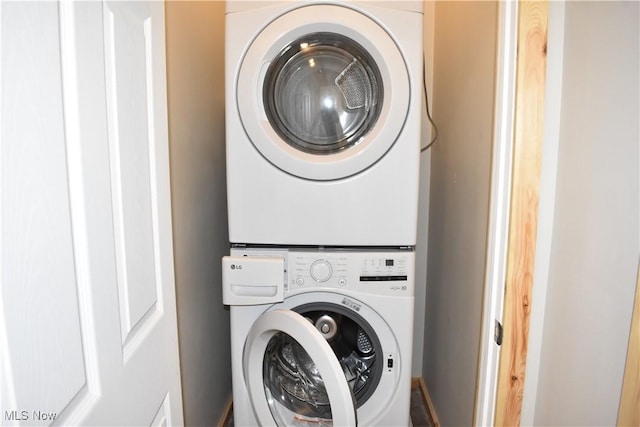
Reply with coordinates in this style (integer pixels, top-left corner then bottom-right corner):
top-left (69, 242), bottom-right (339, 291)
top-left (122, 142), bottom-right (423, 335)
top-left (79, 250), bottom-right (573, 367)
top-left (473, 1), bottom-right (519, 425)
top-left (474, 1), bottom-right (550, 425)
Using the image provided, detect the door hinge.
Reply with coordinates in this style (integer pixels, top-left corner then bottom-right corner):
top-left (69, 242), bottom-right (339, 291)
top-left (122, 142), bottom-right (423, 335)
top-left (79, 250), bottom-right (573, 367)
top-left (494, 320), bottom-right (503, 346)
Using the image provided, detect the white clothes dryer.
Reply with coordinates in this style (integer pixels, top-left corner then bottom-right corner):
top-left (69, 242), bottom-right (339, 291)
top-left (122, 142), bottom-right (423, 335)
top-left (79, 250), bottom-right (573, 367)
top-left (225, 1), bottom-right (424, 246)
top-left (222, 247), bottom-right (415, 426)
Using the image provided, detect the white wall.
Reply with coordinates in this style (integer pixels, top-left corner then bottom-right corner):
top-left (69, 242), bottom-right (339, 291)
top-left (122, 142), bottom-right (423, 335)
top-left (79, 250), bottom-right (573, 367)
top-left (422, 1), bottom-right (498, 425)
top-left (165, 2), bottom-right (231, 424)
top-left (527, 2), bottom-right (639, 425)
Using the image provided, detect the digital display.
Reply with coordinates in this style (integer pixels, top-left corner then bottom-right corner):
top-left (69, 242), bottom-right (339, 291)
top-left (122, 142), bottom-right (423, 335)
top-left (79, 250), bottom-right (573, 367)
top-left (385, 259), bottom-right (394, 266)
top-left (360, 275), bottom-right (407, 282)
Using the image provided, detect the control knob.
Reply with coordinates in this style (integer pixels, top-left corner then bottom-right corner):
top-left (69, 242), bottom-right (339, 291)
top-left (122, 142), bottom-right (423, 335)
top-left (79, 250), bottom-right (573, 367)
top-left (310, 259), bottom-right (332, 282)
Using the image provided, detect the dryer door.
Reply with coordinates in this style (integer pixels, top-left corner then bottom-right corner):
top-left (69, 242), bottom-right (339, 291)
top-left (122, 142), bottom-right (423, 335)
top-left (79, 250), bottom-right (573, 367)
top-left (243, 309), bottom-right (357, 426)
top-left (237, 4), bottom-right (410, 181)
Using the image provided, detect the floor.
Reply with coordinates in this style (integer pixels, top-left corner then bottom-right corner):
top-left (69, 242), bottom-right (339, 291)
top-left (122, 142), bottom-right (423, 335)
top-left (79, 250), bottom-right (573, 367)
top-left (409, 384), bottom-right (432, 427)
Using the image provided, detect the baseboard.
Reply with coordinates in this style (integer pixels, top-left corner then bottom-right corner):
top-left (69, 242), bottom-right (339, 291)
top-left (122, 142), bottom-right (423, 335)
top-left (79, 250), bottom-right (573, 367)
top-left (412, 377), bottom-right (440, 427)
top-left (217, 395), bottom-right (233, 427)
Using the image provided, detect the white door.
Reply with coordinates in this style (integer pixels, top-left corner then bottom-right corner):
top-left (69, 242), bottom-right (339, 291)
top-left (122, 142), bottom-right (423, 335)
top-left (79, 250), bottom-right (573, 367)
top-left (243, 310), bottom-right (357, 426)
top-left (1, 1), bottom-right (183, 425)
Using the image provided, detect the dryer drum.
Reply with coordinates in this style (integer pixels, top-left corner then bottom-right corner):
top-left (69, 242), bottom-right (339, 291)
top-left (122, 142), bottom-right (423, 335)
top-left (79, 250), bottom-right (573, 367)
top-left (263, 32), bottom-right (383, 155)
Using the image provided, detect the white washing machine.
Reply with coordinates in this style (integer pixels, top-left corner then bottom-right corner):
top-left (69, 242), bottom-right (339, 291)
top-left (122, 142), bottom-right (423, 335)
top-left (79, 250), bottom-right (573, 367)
top-left (222, 247), bottom-right (415, 426)
top-left (225, 1), bottom-right (424, 246)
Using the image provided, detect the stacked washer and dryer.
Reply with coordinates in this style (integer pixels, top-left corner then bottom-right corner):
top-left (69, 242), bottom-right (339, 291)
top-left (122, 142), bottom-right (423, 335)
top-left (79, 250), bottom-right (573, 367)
top-left (222, 1), bottom-right (424, 425)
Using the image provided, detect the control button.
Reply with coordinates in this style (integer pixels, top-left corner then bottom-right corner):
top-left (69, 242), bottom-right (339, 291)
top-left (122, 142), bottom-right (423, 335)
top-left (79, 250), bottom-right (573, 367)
top-left (310, 259), bottom-right (333, 282)
top-left (295, 277), bottom-right (304, 286)
top-left (338, 278), bottom-right (347, 286)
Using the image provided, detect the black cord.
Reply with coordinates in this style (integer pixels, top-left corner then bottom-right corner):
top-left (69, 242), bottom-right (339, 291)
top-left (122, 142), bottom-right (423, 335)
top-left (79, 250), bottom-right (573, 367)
top-left (421, 55), bottom-right (439, 152)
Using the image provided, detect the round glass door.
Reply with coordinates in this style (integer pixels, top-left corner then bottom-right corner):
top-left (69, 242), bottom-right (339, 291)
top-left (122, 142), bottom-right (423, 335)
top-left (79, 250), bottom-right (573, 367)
top-left (263, 333), bottom-right (335, 424)
top-left (264, 33), bottom-right (383, 154)
top-left (244, 310), bottom-right (357, 426)
top-left (236, 4), bottom-right (410, 180)
top-left (261, 303), bottom-right (382, 424)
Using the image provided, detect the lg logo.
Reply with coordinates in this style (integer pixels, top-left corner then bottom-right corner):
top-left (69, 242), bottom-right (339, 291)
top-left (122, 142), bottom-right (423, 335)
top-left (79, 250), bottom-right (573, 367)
top-left (230, 264), bottom-right (243, 270)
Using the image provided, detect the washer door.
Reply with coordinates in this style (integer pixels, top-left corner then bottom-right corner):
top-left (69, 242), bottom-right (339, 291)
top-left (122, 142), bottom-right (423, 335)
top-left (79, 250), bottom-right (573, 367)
top-left (243, 309), bottom-right (357, 426)
top-left (237, 4), bottom-right (410, 180)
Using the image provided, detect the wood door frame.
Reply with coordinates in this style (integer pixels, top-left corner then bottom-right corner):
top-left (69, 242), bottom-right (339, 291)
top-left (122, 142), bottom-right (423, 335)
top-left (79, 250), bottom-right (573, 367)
top-left (474, 1), bottom-right (549, 425)
top-left (494, 2), bottom-right (549, 425)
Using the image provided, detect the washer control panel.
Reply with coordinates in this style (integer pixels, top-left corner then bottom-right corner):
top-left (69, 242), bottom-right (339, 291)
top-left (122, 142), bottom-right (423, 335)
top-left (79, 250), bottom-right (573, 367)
top-left (228, 247), bottom-right (415, 297)
top-left (288, 249), bottom-right (414, 296)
